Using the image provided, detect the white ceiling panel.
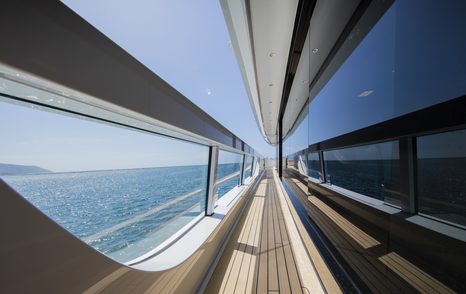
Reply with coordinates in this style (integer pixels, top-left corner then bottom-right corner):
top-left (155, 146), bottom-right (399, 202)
top-left (282, 31), bottom-right (309, 139)
top-left (249, 0), bottom-right (299, 144)
top-left (222, 0), bottom-right (361, 144)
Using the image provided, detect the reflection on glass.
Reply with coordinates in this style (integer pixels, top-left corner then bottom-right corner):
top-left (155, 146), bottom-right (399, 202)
top-left (284, 112), bottom-right (309, 155)
top-left (0, 97), bottom-right (209, 263)
top-left (253, 157), bottom-right (259, 174)
top-left (283, 110), bottom-right (309, 176)
top-left (214, 150), bottom-right (242, 200)
top-left (309, 1), bottom-right (466, 144)
top-left (308, 152), bottom-right (321, 180)
top-left (324, 141), bottom-right (400, 206)
top-left (244, 155), bottom-right (254, 180)
top-left (286, 156), bottom-right (294, 169)
top-left (294, 151), bottom-right (308, 176)
top-left (417, 129), bottom-right (466, 227)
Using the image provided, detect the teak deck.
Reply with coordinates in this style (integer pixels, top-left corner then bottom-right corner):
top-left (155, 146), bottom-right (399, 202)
top-left (206, 170), bottom-right (304, 294)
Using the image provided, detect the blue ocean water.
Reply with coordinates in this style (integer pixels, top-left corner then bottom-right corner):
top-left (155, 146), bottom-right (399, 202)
top-left (2, 163), bottom-right (240, 263)
top-left (215, 163), bottom-right (241, 199)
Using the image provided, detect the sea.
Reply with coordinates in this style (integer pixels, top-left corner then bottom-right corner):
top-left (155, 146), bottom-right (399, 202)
top-left (1, 163), bottom-right (240, 263)
top-left (324, 159), bottom-right (401, 206)
top-left (307, 158), bottom-right (465, 226)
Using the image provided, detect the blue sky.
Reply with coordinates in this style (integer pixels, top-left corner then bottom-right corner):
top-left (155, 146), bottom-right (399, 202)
top-left (0, 99), bottom-right (211, 172)
top-left (307, 0), bottom-right (466, 147)
top-left (5, 1), bottom-right (463, 171)
top-left (60, 0), bottom-right (274, 156)
top-left (0, 0), bottom-right (275, 172)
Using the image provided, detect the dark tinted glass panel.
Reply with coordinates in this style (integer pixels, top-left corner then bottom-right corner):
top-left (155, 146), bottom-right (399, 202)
top-left (215, 150), bottom-right (242, 200)
top-left (284, 113), bottom-right (309, 156)
top-left (283, 111), bottom-right (308, 176)
top-left (309, 1), bottom-right (466, 144)
top-left (308, 152), bottom-right (320, 180)
top-left (324, 141), bottom-right (400, 205)
top-left (417, 129), bottom-right (466, 227)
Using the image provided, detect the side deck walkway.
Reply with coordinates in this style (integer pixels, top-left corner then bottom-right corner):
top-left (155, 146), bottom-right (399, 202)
top-left (206, 170), bottom-right (311, 293)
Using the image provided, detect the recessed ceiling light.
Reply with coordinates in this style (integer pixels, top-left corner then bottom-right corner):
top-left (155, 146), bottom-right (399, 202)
top-left (358, 90), bottom-right (374, 97)
top-left (268, 83), bottom-right (273, 87)
top-left (302, 80), bottom-right (308, 84)
top-left (312, 48), bottom-right (319, 53)
top-left (269, 52), bottom-right (277, 57)
top-left (269, 101), bottom-right (272, 103)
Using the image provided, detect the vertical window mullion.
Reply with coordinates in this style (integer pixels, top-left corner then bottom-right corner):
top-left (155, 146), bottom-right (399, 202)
top-left (319, 150), bottom-right (326, 183)
top-left (240, 154), bottom-right (246, 185)
top-left (205, 146), bottom-right (219, 216)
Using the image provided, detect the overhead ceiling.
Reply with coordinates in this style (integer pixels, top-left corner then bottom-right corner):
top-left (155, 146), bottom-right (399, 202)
top-left (221, 0), bottom-right (361, 144)
top-left (221, 0), bottom-right (298, 144)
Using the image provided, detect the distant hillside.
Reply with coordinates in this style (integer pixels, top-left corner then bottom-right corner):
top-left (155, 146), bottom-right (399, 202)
top-left (0, 163), bottom-right (51, 175)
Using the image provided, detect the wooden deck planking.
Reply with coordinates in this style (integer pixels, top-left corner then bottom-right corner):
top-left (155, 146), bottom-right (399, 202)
top-left (270, 179), bottom-right (290, 294)
top-left (271, 181), bottom-right (303, 294)
top-left (266, 180), bottom-right (280, 292)
top-left (275, 203), bottom-right (302, 292)
top-left (253, 179), bottom-right (269, 293)
top-left (206, 171), bottom-right (308, 294)
top-left (222, 196), bottom-right (262, 293)
top-left (233, 196), bottom-right (264, 293)
top-left (206, 181), bottom-right (265, 293)
top-left (256, 181), bottom-right (269, 294)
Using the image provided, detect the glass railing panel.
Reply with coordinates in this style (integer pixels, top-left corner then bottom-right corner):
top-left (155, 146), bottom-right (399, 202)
top-left (243, 155), bottom-right (253, 180)
top-left (308, 151), bottom-right (321, 180)
top-left (249, 156), bottom-right (254, 178)
top-left (0, 96), bottom-right (209, 263)
top-left (324, 141), bottom-right (401, 206)
top-left (417, 129), bottom-right (466, 227)
top-left (253, 157), bottom-right (259, 175)
top-left (214, 150), bottom-right (242, 201)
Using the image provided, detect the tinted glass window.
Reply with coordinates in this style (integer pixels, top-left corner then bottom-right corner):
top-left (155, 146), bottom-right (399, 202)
top-left (324, 141), bottom-right (400, 206)
top-left (417, 129), bottom-right (466, 227)
top-left (309, 1), bottom-right (466, 144)
top-left (284, 111), bottom-right (309, 176)
top-left (308, 152), bottom-right (320, 180)
top-left (284, 113), bottom-right (309, 155)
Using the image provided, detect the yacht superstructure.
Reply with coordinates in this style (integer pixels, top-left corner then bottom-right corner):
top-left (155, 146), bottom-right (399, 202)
top-left (0, 1), bottom-right (465, 293)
